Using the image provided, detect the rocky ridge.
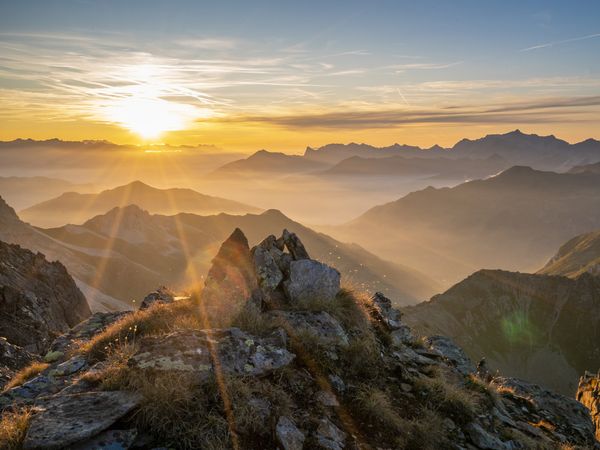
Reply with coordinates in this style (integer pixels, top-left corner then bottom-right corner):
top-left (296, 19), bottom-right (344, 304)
top-left (0, 230), bottom-right (598, 449)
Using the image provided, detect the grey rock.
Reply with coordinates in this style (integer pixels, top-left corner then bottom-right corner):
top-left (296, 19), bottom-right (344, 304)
top-left (282, 229), bottom-right (309, 260)
top-left (0, 375), bottom-right (62, 410)
top-left (269, 311), bottom-right (349, 345)
top-left (371, 292), bottom-right (403, 329)
top-left (139, 286), bottom-right (175, 310)
top-left (390, 326), bottom-right (415, 347)
top-left (69, 428), bottom-right (138, 450)
top-left (252, 238), bottom-right (284, 291)
top-left (466, 422), bottom-right (511, 450)
top-left (276, 416), bottom-right (305, 450)
top-left (315, 417), bottom-right (346, 450)
top-left (128, 328), bottom-right (294, 378)
top-left (283, 259), bottom-right (340, 304)
top-left (0, 337), bottom-right (37, 389)
top-left (328, 374), bottom-right (345, 393)
top-left (316, 390), bottom-right (339, 407)
top-left (424, 335), bottom-right (476, 376)
top-left (494, 376), bottom-right (597, 446)
top-left (49, 356), bottom-right (87, 377)
top-left (23, 391), bottom-right (141, 449)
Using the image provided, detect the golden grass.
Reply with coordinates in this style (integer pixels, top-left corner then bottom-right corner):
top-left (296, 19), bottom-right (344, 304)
top-left (0, 408), bottom-right (32, 450)
top-left (355, 385), bottom-right (405, 431)
top-left (3, 362), bottom-right (49, 391)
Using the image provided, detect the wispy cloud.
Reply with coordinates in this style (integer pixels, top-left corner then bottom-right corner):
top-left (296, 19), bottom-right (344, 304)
top-left (221, 95), bottom-right (600, 129)
top-left (520, 33), bottom-right (600, 51)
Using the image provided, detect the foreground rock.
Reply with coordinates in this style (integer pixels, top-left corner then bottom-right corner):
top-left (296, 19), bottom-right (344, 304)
top-left (577, 371), bottom-right (600, 441)
top-left (0, 240), bottom-right (91, 353)
top-left (23, 391), bottom-right (141, 449)
top-left (129, 328), bottom-right (294, 377)
top-left (0, 338), bottom-right (37, 389)
top-left (139, 285), bottom-right (175, 310)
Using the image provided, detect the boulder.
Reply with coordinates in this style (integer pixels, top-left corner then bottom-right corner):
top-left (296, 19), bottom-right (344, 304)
top-left (269, 311), bottom-right (349, 345)
top-left (283, 260), bottom-right (340, 304)
top-left (128, 328), bottom-right (294, 378)
top-left (139, 286), bottom-right (175, 310)
top-left (69, 429), bottom-right (138, 450)
top-left (23, 391), bottom-right (141, 449)
top-left (370, 292), bottom-right (403, 329)
top-left (276, 416), bottom-right (305, 450)
top-left (282, 229), bottom-right (309, 260)
top-left (252, 236), bottom-right (284, 292)
top-left (424, 335), bottom-right (476, 376)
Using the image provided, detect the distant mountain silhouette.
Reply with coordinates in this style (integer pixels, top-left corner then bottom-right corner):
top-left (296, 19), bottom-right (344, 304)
top-left (0, 176), bottom-right (96, 210)
top-left (569, 161), bottom-right (600, 175)
top-left (209, 149), bottom-right (327, 177)
top-left (302, 130), bottom-right (600, 170)
top-left (20, 180), bottom-right (261, 227)
top-left (330, 166), bottom-right (600, 286)
top-left (403, 269), bottom-right (600, 395)
top-left (539, 230), bottom-right (600, 278)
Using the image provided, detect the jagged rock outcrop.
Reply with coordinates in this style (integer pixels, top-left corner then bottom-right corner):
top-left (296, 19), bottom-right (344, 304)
top-left (1, 234), bottom-right (599, 450)
top-left (578, 371), bottom-right (600, 440)
top-left (0, 239), bottom-right (91, 353)
top-left (201, 228), bottom-right (341, 311)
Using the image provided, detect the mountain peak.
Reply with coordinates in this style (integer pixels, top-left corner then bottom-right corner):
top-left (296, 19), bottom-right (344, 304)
top-left (0, 195), bottom-right (20, 223)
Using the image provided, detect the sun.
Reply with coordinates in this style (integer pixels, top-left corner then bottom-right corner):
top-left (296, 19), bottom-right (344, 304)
top-left (105, 96), bottom-right (197, 140)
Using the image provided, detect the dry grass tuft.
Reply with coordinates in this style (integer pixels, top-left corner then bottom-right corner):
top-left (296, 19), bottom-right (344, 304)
top-left (80, 299), bottom-right (198, 361)
top-left (3, 362), bottom-right (49, 391)
top-left (415, 375), bottom-right (477, 425)
top-left (0, 408), bottom-right (32, 450)
top-left (355, 385), bottom-right (405, 431)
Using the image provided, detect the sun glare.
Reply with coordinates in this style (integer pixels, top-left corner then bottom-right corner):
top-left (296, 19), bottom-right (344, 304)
top-left (105, 97), bottom-right (197, 139)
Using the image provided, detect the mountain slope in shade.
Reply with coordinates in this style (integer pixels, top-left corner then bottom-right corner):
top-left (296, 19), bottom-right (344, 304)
top-left (331, 166), bottom-right (600, 287)
top-left (0, 176), bottom-right (96, 210)
top-left (20, 180), bottom-right (261, 227)
top-left (402, 269), bottom-right (600, 395)
top-left (41, 205), bottom-right (439, 307)
top-left (539, 230), bottom-right (600, 277)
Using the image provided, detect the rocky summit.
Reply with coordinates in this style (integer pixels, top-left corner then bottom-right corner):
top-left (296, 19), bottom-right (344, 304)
top-left (0, 230), bottom-right (600, 449)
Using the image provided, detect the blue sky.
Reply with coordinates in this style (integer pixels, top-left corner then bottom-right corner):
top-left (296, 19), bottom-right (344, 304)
top-left (0, 0), bottom-right (599, 149)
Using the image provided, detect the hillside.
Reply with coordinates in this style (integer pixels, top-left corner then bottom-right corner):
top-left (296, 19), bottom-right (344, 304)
top-left (539, 230), bottom-right (600, 277)
top-left (209, 149), bottom-right (327, 177)
top-left (20, 180), bottom-right (260, 227)
top-left (0, 230), bottom-right (597, 449)
top-left (41, 205), bottom-right (439, 306)
top-left (330, 166), bottom-right (600, 287)
top-left (403, 269), bottom-right (600, 395)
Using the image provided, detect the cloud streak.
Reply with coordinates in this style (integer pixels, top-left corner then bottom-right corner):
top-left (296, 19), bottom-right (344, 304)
top-left (520, 32), bottom-right (600, 51)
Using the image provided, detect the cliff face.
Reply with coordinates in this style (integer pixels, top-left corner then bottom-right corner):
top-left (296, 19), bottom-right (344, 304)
top-left (403, 269), bottom-right (600, 395)
top-left (578, 372), bottom-right (600, 441)
top-left (0, 239), bottom-right (91, 353)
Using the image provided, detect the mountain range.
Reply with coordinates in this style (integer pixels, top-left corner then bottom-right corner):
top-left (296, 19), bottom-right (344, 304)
top-left (539, 230), bottom-right (600, 277)
top-left (329, 165), bottom-right (600, 286)
top-left (0, 195), bottom-right (438, 311)
top-left (19, 180), bottom-right (261, 228)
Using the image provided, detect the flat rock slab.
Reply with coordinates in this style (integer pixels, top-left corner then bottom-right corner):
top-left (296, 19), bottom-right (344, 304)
top-left (23, 391), bottom-right (142, 450)
top-left (128, 328), bottom-right (294, 378)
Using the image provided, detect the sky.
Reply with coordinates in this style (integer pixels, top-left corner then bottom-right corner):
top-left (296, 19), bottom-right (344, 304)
top-left (0, 0), bottom-right (599, 151)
